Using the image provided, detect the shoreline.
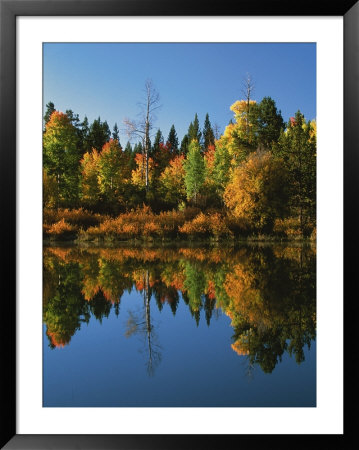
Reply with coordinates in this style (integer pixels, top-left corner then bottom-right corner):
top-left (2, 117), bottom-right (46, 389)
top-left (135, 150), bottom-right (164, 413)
top-left (43, 235), bottom-right (316, 248)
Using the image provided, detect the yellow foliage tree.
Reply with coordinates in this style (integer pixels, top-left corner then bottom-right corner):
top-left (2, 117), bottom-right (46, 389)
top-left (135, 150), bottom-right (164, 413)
top-left (224, 150), bottom-right (289, 232)
top-left (158, 154), bottom-right (186, 205)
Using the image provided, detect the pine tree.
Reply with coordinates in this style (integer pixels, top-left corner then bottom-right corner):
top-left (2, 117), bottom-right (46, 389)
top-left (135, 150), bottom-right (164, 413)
top-left (112, 122), bottom-right (120, 144)
top-left (152, 129), bottom-right (163, 156)
top-left (81, 116), bottom-right (91, 154)
top-left (188, 113), bottom-right (202, 144)
top-left (203, 113), bottom-right (215, 150)
top-left (43, 101), bottom-right (56, 130)
top-left (167, 124), bottom-right (179, 154)
top-left (273, 111), bottom-right (316, 235)
top-left (88, 117), bottom-right (111, 151)
top-left (180, 134), bottom-right (189, 155)
top-left (256, 97), bottom-right (285, 149)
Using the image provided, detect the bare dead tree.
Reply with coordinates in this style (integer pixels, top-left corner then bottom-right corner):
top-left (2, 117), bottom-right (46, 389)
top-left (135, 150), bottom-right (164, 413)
top-left (241, 73), bottom-right (255, 132)
top-left (123, 79), bottom-right (161, 191)
top-left (241, 72), bottom-right (255, 107)
top-left (213, 123), bottom-right (222, 140)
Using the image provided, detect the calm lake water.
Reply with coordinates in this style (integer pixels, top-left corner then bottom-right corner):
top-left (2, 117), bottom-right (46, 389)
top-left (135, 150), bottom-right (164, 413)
top-left (43, 243), bottom-right (316, 407)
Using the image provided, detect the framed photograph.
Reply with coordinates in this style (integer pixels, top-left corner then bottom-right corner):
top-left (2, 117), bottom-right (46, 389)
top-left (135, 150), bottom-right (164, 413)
top-left (1, 0), bottom-right (355, 448)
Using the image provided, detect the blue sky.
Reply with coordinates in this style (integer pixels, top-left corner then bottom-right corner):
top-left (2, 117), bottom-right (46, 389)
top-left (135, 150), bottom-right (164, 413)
top-left (43, 43), bottom-right (316, 146)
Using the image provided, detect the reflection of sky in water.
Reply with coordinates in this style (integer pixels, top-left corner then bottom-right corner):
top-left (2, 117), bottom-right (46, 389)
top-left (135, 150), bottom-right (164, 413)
top-left (43, 245), bottom-right (316, 407)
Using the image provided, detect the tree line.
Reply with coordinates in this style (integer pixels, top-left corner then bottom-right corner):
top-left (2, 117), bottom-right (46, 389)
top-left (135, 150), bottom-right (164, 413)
top-left (43, 83), bottom-right (316, 237)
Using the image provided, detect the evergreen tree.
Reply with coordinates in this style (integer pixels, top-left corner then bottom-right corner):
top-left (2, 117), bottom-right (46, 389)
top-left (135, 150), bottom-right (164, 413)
top-left (256, 97), bottom-right (285, 149)
top-left (183, 140), bottom-right (206, 204)
top-left (124, 141), bottom-right (136, 174)
top-left (66, 109), bottom-right (81, 129)
top-left (203, 113), bottom-right (215, 150)
top-left (180, 134), bottom-right (189, 155)
top-left (81, 116), bottom-right (91, 153)
top-left (188, 113), bottom-right (202, 144)
top-left (124, 141), bottom-right (132, 153)
top-left (87, 117), bottom-right (111, 151)
top-left (152, 129), bottom-right (163, 156)
top-left (43, 101), bottom-right (56, 130)
top-left (273, 111), bottom-right (316, 235)
top-left (112, 122), bottom-right (120, 144)
top-left (167, 124), bottom-right (179, 154)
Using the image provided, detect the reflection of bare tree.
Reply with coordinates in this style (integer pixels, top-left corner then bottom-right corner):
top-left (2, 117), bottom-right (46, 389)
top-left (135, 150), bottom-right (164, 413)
top-left (125, 270), bottom-right (161, 376)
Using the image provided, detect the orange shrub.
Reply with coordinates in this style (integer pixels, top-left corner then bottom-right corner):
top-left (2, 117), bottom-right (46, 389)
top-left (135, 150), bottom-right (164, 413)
top-left (179, 213), bottom-right (232, 238)
top-left (43, 208), bottom-right (105, 228)
top-left (46, 219), bottom-right (77, 237)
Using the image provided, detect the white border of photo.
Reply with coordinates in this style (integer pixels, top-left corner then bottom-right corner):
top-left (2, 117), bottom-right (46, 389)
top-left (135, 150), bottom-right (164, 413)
top-left (17, 16), bottom-right (343, 434)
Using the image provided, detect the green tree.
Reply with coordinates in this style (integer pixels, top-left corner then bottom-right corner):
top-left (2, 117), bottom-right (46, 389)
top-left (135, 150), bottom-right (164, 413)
top-left (158, 155), bottom-right (186, 206)
top-left (180, 134), bottom-right (189, 155)
top-left (88, 117), bottom-right (111, 151)
top-left (112, 122), bottom-right (120, 142)
top-left (167, 124), bottom-right (179, 154)
top-left (184, 140), bottom-right (206, 204)
top-left (43, 101), bottom-right (56, 130)
top-left (43, 111), bottom-right (80, 207)
top-left (152, 129), bottom-right (163, 156)
top-left (203, 113), bottom-right (215, 150)
top-left (81, 116), bottom-right (91, 154)
top-left (212, 140), bottom-right (232, 198)
top-left (273, 111), bottom-right (316, 235)
top-left (256, 97), bottom-right (285, 149)
top-left (188, 113), bottom-right (202, 144)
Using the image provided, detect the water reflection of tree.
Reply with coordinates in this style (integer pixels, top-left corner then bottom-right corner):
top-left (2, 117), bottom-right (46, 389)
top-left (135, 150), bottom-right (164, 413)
top-left (125, 270), bottom-right (162, 376)
top-left (228, 246), bottom-right (316, 373)
top-left (43, 245), bottom-right (316, 375)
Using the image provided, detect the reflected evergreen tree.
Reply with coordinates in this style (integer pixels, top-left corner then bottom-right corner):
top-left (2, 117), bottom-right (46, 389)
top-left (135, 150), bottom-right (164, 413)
top-left (204, 295), bottom-right (216, 326)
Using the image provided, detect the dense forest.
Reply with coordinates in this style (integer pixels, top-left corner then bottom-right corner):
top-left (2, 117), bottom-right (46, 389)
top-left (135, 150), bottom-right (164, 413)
top-left (43, 81), bottom-right (316, 241)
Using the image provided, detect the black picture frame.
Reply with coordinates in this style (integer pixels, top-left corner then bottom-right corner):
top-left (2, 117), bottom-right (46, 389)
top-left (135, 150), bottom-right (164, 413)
top-left (1, 0), bottom-right (356, 448)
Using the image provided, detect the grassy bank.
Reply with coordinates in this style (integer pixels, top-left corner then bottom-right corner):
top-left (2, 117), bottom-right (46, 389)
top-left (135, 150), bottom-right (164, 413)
top-left (43, 207), bottom-right (316, 244)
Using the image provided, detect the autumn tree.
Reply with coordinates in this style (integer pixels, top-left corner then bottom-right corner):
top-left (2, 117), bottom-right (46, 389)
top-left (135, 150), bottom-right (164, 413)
top-left (158, 155), bottom-right (186, 206)
top-left (80, 149), bottom-right (101, 207)
top-left (43, 111), bottom-right (81, 207)
top-left (184, 140), bottom-right (206, 205)
top-left (216, 99), bottom-right (258, 167)
top-left (43, 169), bottom-right (57, 208)
top-left (124, 79), bottom-right (161, 192)
top-left (131, 152), bottom-right (155, 191)
top-left (224, 150), bottom-right (289, 232)
top-left (97, 139), bottom-right (126, 210)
